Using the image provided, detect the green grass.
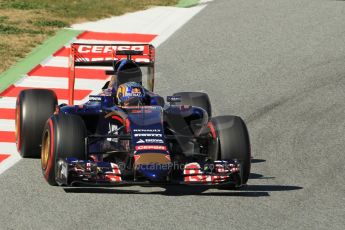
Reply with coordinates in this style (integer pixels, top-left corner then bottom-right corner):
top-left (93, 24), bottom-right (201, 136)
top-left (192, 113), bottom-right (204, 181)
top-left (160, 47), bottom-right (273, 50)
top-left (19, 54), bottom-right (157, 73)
top-left (33, 20), bottom-right (68, 28)
top-left (0, 0), bottom-right (179, 20)
top-left (0, 1), bottom-right (46, 10)
top-left (0, 0), bottom-right (179, 73)
top-left (0, 24), bottom-right (22, 34)
top-left (0, 16), bottom-right (8, 22)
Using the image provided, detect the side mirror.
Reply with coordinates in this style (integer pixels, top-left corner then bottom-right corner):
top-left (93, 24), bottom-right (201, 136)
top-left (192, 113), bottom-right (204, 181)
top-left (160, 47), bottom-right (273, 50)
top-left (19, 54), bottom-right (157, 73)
top-left (167, 96), bottom-right (181, 103)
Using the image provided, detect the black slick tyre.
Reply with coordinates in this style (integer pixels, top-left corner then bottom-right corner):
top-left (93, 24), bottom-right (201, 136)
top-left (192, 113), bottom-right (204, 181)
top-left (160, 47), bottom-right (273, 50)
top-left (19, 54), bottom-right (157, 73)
top-left (211, 115), bottom-right (251, 184)
top-left (41, 114), bottom-right (86, 186)
top-left (15, 89), bottom-right (57, 158)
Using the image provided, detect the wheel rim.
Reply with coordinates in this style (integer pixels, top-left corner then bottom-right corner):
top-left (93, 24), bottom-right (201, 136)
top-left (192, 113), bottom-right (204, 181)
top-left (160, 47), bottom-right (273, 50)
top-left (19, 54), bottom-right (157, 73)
top-left (41, 130), bottom-right (50, 170)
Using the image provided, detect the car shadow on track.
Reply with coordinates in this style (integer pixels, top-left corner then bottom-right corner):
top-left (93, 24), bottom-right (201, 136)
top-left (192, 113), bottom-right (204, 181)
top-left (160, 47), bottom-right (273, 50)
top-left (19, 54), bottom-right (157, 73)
top-left (63, 186), bottom-right (268, 197)
top-left (63, 184), bottom-right (302, 197)
top-left (249, 158), bottom-right (275, 179)
top-left (249, 173), bottom-right (275, 180)
top-left (251, 158), bottom-right (266, 164)
top-left (63, 156), bottom-right (303, 196)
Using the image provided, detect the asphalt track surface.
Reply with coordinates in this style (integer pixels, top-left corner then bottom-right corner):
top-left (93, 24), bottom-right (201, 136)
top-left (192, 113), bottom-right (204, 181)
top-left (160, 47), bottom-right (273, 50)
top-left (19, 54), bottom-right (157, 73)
top-left (1, 0), bottom-right (345, 229)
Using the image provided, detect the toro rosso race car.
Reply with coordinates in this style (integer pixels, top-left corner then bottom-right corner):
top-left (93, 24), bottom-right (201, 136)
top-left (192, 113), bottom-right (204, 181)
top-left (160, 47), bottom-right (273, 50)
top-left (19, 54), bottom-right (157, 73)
top-left (15, 43), bottom-right (251, 188)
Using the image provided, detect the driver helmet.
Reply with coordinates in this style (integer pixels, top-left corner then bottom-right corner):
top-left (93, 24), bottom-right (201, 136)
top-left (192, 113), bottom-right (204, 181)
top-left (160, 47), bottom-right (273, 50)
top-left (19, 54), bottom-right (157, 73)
top-left (116, 82), bottom-right (146, 106)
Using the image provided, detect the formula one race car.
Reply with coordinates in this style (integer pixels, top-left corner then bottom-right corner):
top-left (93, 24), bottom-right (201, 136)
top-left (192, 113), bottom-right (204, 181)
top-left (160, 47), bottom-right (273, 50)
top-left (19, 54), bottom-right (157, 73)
top-left (15, 43), bottom-right (251, 188)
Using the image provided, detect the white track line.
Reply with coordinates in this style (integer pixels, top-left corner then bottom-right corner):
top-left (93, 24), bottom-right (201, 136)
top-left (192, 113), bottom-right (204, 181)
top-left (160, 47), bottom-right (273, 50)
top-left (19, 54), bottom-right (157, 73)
top-left (0, 143), bottom-right (17, 154)
top-left (0, 98), bottom-right (16, 109)
top-left (0, 119), bottom-right (14, 131)
top-left (71, 6), bottom-right (207, 35)
top-left (0, 153), bottom-right (21, 175)
top-left (16, 76), bottom-right (108, 90)
top-left (75, 39), bottom-right (145, 44)
top-left (42, 56), bottom-right (115, 70)
top-left (0, 143), bottom-right (20, 176)
top-left (41, 56), bottom-right (68, 67)
top-left (72, 6), bottom-right (208, 47)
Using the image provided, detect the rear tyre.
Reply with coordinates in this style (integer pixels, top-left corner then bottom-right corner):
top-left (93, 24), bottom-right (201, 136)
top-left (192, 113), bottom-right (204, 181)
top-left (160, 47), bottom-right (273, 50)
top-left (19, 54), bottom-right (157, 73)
top-left (172, 92), bottom-right (212, 117)
top-left (211, 116), bottom-right (251, 184)
top-left (15, 89), bottom-right (57, 158)
top-left (41, 114), bottom-right (86, 186)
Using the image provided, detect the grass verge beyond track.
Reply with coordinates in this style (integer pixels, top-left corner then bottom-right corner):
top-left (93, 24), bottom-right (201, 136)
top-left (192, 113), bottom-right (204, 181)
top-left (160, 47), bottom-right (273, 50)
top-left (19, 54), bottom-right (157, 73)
top-left (0, 29), bottom-right (81, 94)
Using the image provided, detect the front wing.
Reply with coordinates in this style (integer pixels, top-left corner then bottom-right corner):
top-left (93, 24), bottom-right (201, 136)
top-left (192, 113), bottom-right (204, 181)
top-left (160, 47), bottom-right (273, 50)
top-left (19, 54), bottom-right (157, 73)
top-left (55, 158), bottom-right (244, 187)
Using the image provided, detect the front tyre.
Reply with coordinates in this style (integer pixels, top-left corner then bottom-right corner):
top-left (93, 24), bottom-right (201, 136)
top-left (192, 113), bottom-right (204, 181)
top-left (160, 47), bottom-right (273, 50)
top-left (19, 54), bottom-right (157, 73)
top-left (41, 114), bottom-right (86, 186)
top-left (211, 116), bottom-right (251, 184)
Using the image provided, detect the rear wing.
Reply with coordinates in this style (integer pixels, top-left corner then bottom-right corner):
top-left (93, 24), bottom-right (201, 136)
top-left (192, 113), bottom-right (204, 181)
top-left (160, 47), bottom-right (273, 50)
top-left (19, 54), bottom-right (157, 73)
top-left (68, 43), bottom-right (155, 105)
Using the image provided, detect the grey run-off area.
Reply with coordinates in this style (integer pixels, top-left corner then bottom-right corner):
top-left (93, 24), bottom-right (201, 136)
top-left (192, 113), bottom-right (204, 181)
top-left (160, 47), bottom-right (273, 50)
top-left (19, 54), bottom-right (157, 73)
top-left (1, 0), bottom-right (345, 229)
